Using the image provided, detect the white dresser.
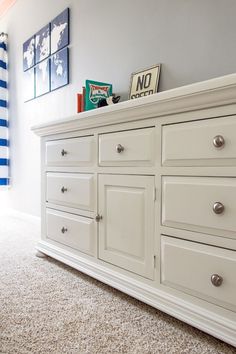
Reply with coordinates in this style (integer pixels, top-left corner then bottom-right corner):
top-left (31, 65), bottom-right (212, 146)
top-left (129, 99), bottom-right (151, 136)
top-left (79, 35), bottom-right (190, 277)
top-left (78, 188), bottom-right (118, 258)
top-left (32, 74), bottom-right (236, 346)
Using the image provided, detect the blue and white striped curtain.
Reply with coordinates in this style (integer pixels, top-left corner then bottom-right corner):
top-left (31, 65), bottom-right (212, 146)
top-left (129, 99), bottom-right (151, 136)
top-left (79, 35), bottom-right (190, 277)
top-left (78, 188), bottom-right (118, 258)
top-left (0, 33), bottom-right (9, 186)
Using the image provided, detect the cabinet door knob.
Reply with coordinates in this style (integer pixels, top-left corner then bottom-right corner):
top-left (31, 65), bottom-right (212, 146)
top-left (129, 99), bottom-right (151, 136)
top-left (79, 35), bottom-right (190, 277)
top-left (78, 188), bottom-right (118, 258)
top-left (61, 149), bottom-right (67, 156)
top-left (116, 144), bottom-right (124, 153)
top-left (211, 274), bottom-right (223, 287)
top-left (61, 227), bottom-right (68, 234)
top-left (213, 202), bottom-right (224, 214)
top-left (95, 214), bottom-right (102, 222)
top-left (213, 135), bottom-right (225, 148)
top-left (61, 186), bottom-right (68, 193)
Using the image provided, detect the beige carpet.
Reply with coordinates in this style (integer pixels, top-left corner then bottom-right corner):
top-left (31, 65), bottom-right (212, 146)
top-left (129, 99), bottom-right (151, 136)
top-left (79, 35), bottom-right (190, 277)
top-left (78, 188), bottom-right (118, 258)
top-left (0, 213), bottom-right (235, 354)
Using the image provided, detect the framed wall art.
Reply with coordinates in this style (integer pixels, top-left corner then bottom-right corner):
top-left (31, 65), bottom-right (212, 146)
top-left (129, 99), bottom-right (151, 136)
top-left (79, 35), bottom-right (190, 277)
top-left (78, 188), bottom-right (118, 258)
top-left (23, 8), bottom-right (70, 102)
top-left (23, 35), bottom-right (35, 71)
top-left (51, 47), bottom-right (69, 91)
top-left (129, 64), bottom-right (161, 100)
top-left (51, 8), bottom-right (69, 55)
top-left (35, 58), bottom-right (50, 97)
top-left (35, 24), bottom-right (50, 64)
top-left (24, 67), bottom-right (35, 101)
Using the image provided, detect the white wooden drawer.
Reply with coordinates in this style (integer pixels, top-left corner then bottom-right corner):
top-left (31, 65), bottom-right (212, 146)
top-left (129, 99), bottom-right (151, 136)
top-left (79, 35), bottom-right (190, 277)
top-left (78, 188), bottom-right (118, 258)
top-left (46, 173), bottom-right (94, 211)
top-left (46, 209), bottom-right (95, 256)
top-left (161, 236), bottom-right (236, 311)
top-left (162, 116), bottom-right (236, 166)
top-left (162, 176), bottom-right (236, 239)
top-left (46, 136), bottom-right (94, 166)
top-left (99, 127), bottom-right (155, 166)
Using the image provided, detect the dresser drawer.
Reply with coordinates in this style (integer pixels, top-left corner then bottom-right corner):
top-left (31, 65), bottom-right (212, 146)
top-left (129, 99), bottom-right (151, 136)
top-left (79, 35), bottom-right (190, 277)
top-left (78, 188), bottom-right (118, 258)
top-left (99, 127), bottom-right (155, 166)
top-left (46, 173), bottom-right (94, 211)
top-left (162, 176), bottom-right (236, 239)
top-left (162, 116), bottom-right (236, 166)
top-left (46, 136), bottom-right (94, 166)
top-left (46, 209), bottom-right (95, 256)
top-left (161, 236), bottom-right (236, 311)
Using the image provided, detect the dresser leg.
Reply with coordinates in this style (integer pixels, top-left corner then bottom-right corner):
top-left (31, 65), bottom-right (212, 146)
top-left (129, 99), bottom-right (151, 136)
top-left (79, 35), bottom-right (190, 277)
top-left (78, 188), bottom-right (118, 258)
top-left (35, 250), bottom-right (47, 258)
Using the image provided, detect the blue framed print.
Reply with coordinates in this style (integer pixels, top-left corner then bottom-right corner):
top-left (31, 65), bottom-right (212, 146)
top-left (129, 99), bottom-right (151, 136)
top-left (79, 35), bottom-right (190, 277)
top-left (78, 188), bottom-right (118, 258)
top-left (23, 8), bottom-right (70, 101)
top-left (51, 8), bottom-right (69, 55)
top-left (35, 58), bottom-right (50, 97)
top-left (24, 67), bottom-right (35, 102)
top-left (50, 47), bottom-right (69, 91)
top-left (23, 36), bottom-right (35, 71)
top-left (35, 24), bottom-right (50, 64)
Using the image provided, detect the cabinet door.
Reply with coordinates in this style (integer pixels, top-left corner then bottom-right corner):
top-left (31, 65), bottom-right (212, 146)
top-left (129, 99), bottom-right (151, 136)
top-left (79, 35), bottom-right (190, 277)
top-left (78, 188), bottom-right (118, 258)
top-left (98, 174), bottom-right (155, 279)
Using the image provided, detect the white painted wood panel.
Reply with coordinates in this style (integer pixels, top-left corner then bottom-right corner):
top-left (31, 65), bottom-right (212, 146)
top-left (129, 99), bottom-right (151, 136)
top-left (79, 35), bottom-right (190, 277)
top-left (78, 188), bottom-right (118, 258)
top-left (33, 74), bottom-right (236, 346)
top-left (99, 127), bottom-right (155, 166)
top-left (46, 136), bottom-right (94, 166)
top-left (46, 173), bottom-right (94, 211)
top-left (162, 116), bottom-right (236, 166)
top-left (162, 176), bottom-right (236, 238)
top-left (161, 236), bottom-right (236, 311)
top-left (98, 174), bottom-right (155, 279)
top-left (46, 209), bottom-right (95, 256)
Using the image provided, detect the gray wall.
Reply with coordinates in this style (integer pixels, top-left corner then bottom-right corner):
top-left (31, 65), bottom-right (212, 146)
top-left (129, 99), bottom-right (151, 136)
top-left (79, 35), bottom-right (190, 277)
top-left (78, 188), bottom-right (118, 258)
top-left (1, 0), bottom-right (236, 216)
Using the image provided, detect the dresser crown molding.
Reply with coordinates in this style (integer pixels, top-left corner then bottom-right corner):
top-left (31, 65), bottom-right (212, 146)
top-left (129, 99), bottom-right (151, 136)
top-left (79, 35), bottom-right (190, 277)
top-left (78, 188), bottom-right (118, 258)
top-left (32, 73), bottom-right (236, 137)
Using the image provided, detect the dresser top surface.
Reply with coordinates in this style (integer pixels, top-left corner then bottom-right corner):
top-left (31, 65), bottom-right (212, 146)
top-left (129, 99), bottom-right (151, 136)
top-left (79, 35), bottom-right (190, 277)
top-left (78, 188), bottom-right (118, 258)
top-left (32, 73), bottom-right (236, 137)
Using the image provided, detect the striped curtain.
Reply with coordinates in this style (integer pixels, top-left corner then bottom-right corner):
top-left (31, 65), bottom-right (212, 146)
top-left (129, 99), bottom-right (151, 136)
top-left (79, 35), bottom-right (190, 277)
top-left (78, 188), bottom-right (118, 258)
top-left (0, 34), bottom-right (9, 186)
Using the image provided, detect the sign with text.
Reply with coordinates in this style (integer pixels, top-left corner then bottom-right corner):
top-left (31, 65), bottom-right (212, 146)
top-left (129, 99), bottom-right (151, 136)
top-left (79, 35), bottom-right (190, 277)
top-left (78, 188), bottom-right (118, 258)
top-left (129, 64), bottom-right (161, 100)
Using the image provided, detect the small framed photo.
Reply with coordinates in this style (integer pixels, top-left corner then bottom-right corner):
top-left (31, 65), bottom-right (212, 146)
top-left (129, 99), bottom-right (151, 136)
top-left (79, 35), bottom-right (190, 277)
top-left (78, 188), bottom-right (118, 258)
top-left (129, 64), bottom-right (161, 100)
top-left (35, 24), bottom-right (50, 64)
top-left (23, 36), bottom-right (35, 71)
top-left (35, 58), bottom-right (50, 97)
top-left (50, 47), bottom-right (69, 91)
top-left (51, 8), bottom-right (69, 55)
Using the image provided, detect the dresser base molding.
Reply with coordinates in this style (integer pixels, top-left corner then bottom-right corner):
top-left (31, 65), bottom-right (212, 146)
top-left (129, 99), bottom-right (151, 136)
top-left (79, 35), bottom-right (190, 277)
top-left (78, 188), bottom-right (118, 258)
top-left (37, 241), bottom-right (236, 347)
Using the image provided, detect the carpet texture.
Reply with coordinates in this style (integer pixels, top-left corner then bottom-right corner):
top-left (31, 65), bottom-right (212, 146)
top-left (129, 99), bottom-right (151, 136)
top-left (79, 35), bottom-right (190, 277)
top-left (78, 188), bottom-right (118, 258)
top-left (0, 213), bottom-right (235, 354)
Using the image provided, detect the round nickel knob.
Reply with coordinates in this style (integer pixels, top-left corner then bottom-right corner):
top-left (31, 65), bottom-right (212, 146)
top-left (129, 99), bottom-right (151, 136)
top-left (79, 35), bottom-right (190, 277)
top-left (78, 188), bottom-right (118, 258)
top-left (61, 227), bottom-right (68, 234)
top-left (61, 149), bottom-right (67, 156)
top-left (213, 202), bottom-right (224, 214)
top-left (116, 144), bottom-right (124, 153)
top-left (211, 274), bottom-right (223, 287)
top-left (213, 135), bottom-right (225, 148)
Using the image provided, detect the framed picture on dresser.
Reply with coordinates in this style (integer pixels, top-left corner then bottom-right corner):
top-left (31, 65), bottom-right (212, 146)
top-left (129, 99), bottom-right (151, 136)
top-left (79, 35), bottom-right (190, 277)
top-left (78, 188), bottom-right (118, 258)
top-left (129, 63), bottom-right (161, 100)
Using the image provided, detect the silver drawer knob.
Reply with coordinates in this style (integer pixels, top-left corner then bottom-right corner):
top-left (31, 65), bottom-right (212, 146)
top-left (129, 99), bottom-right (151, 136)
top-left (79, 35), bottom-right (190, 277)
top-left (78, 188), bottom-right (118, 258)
top-left (116, 144), bottom-right (124, 153)
top-left (213, 135), bottom-right (225, 148)
top-left (61, 149), bottom-right (67, 156)
top-left (61, 186), bottom-right (68, 193)
top-left (95, 214), bottom-right (102, 222)
top-left (213, 202), bottom-right (224, 214)
top-left (61, 227), bottom-right (68, 234)
top-left (211, 274), bottom-right (223, 287)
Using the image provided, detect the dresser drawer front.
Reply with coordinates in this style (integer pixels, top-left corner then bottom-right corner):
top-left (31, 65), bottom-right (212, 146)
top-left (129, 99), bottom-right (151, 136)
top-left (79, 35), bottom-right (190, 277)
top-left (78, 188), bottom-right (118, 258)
top-left (46, 209), bottom-right (95, 256)
top-left (162, 116), bottom-right (236, 166)
top-left (161, 236), bottom-right (236, 311)
top-left (46, 173), bottom-right (94, 211)
top-left (46, 136), bottom-right (94, 166)
top-left (162, 176), bottom-right (236, 238)
top-left (99, 127), bottom-right (155, 166)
